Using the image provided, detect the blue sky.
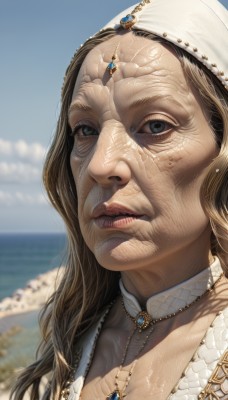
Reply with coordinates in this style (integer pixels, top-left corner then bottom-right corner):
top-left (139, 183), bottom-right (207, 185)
top-left (1, 0), bottom-right (228, 233)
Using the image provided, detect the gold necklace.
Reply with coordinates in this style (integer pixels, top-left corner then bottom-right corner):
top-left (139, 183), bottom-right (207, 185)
top-left (122, 273), bottom-right (224, 330)
top-left (107, 322), bottom-right (154, 400)
top-left (107, 273), bottom-right (223, 400)
top-left (61, 273), bottom-right (223, 400)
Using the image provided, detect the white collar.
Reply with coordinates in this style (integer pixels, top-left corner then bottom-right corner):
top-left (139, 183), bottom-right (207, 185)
top-left (119, 257), bottom-right (223, 319)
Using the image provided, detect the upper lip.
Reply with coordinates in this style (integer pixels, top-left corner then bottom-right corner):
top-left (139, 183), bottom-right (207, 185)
top-left (91, 202), bottom-right (143, 218)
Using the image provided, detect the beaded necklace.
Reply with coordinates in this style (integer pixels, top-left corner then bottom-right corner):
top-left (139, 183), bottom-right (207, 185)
top-left (61, 273), bottom-right (223, 400)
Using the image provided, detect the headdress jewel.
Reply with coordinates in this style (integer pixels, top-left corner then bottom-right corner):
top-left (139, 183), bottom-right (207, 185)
top-left (103, 0), bottom-right (228, 88)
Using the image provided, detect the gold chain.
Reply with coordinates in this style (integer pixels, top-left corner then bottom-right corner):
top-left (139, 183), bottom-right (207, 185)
top-left (108, 0), bottom-right (151, 75)
top-left (131, 0), bottom-right (151, 15)
top-left (122, 273), bottom-right (224, 330)
top-left (61, 273), bottom-right (223, 400)
top-left (108, 323), bottom-right (154, 400)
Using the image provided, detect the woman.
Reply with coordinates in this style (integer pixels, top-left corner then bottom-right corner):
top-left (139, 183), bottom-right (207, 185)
top-left (11, 0), bottom-right (228, 399)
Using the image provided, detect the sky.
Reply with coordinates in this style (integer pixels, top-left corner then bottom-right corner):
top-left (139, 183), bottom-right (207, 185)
top-left (1, 0), bottom-right (228, 233)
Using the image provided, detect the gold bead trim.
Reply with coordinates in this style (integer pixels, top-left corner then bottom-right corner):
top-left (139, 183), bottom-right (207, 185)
top-left (60, 349), bottom-right (82, 399)
top-left (62, 3), bottom-right (228, 94)
top-left (169, 307), bottom-right (227, 398)
top-left (60, 301), bottom-right (115, 400)
top-left (169, 37), bottom-right (228, 89)
top-left (198, 350), bottom-right (228, 399)
top-left (122, 274), bottom-right (223, 329)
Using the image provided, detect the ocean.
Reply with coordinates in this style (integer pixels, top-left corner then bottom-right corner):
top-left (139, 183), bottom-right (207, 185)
top-left (0, 233), bottom-right (67, 301)
top-left (0, 233), bottom-right (67, 391)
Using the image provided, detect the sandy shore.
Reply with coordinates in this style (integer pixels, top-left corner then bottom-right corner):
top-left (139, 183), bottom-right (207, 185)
top-left (0, 267), bottom-right (64, 320)
top-left (0, 268), bottom-right (64, 398)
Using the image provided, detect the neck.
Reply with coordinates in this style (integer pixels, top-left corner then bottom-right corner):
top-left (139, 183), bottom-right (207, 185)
top-left (121, 249), bottom-right (214, 307)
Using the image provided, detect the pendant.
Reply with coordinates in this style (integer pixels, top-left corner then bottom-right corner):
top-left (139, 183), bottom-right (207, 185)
top-left (135, 311), bottom-right (152, 331)
top-left (120, 14), bottom-right (137, 29)
top-left (107, 389), bottom-right (123, 400)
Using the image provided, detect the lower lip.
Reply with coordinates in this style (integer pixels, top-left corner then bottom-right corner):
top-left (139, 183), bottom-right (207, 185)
top-left (94, 215), bottom-right (143, 228)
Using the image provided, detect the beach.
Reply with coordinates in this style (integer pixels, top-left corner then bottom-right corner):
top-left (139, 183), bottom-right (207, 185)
top-left (0, 267), bottom-right (64, 398)
top-left (0, 267), bottom-right (64, 320)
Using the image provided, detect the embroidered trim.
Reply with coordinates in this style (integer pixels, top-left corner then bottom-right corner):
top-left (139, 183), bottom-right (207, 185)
top-left (198, 350), bottom-right (228, 399)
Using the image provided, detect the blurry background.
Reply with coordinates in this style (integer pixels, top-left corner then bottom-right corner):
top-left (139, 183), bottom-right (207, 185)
top-left (1, 0), bottom-right (228, 233)
top-left (0, 1), bottom-right (228, 395)
top-left (0, 0), bottom-right (149, 304)
top-left (0, 0), bottom-right (140, 233)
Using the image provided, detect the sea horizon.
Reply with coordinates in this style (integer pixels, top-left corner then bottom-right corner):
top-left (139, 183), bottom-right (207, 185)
top-left (0, 232), bottom-right (67, 301)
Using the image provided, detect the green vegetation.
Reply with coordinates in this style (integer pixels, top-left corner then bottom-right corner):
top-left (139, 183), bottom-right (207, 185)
top-left (0, 326), bottom-right (34, 390)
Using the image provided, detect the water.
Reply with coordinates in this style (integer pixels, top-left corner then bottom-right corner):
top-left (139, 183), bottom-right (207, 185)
top-left (0, 310), bottom-right (41, 390)
top-left (0, 233), bottom-right (67, 301)
top-left (0, 233), bottom-right (67, 390)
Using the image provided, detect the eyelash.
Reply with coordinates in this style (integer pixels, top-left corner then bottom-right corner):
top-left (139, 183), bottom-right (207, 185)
top-left (71, 118), bottom-right (175, 138)
top-left (138, 118), bottom-right (174, 136)
top-left (71, 124), bottom-right (98, 137)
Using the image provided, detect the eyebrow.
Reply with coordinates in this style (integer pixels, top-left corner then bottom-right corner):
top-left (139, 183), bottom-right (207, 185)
top-left (68, 102), bottom-right (93, 119)
top-left (128, 95), bottom-right (174, 109)
top-left (68, 94), bottom-right (184, 122)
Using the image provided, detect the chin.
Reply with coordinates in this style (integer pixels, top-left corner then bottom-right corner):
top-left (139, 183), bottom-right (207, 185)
top-left (93, 239), bottom-right (158, 272)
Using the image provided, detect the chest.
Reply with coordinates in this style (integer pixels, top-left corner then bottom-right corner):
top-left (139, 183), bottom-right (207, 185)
top-left (66, 308), bottom-right (228, 400)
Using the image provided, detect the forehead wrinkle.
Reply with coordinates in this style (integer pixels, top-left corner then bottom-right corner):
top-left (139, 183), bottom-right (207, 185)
top-left (72, 33), bottom-right (198, 124)
top-left (71, 80), bottom-right (122, 125)
top-left (113, 73), bottom-right (196, 119)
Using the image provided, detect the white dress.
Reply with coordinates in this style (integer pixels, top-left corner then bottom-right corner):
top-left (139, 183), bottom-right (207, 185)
top-left (64, 258), bottom-right (228, 400)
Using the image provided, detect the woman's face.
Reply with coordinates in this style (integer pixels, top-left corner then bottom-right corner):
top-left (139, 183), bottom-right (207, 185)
top-left (69, 33), bottom-right (218, 272)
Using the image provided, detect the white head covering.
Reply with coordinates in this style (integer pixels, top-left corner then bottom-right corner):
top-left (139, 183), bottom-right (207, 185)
top-left (101, 0), bottom-right (228, 90)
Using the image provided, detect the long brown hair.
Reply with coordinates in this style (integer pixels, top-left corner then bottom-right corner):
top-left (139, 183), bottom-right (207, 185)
top-left (10, 28), bottom-right (228, 399)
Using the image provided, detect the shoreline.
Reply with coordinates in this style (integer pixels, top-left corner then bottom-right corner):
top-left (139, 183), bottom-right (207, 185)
top-left (0, 268), bottom-right (64, 397)
top-left (0, 267), bottom-right (64, 321)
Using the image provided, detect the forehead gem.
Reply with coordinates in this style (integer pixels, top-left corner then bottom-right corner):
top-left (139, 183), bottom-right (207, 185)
top-left (120, 14), bottom-right (137, 29)
top-left (107, 56), bottom-right (117, 75)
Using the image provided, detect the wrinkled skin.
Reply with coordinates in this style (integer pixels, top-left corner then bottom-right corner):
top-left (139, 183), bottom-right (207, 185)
top-left (68, 33), bottom-right (228, 399)
top-left (69, 32), bottom-right (218, 300)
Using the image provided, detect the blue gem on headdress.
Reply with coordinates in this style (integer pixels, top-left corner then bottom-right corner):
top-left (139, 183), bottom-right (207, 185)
top-left (120, 14), bottom-right (136, 29)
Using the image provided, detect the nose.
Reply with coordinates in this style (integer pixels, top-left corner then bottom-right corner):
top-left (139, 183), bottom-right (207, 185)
top-left (87, 130), bottom-right (131, 186)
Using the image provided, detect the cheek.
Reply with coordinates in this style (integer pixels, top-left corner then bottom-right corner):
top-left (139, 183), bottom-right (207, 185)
top-left (71, 136), bottom-right (96, 160)
top-left (142, 132), bottom-right (217, 185)
top-left (70, 150), bottom-right (88, 203)
top-left (135, 132), bottom-right (217, 223)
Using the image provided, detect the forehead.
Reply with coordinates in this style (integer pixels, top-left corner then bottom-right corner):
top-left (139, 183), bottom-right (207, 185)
top-left (71, 32), bottom-right (193, 110)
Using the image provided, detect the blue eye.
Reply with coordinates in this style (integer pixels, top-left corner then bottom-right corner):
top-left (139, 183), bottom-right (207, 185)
top-left (72, 124), bottom-right (98, 136)
top-left (139, 119), bottom-right (173, 136)
top-left (149, 121), bottom-right (170, 134)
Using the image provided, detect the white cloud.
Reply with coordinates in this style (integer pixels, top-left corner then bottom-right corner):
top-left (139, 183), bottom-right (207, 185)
top-left (0, 191), bottom-right (48, 206)
top-left (0, 162), bottom-right (41, 183)
top-left (0, 139), bottom-right (46, 163)
top-left (0, 139), bottom-right (12, 155)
